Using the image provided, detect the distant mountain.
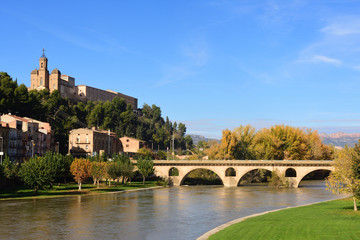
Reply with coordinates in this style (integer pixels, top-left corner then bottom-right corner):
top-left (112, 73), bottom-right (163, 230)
top-left (188, 134), bottom-right (220, 145)
top-left (320, 132), bottom-right (360, 148)
top-left (188, 132), bottom-right (360, 149)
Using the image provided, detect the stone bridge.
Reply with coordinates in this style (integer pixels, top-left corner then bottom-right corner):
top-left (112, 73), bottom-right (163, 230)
top-left (150, 160), bottom-right (333, 188)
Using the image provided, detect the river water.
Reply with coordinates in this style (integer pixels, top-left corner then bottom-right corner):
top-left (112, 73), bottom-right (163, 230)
top-left (0, 181), bottom-right (343, 240)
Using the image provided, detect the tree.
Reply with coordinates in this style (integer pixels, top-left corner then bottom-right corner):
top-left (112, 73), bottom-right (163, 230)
top-left (233, 125), bottom-right (256, 160)
top-left (106, 162), bottom-right (121, 186)
top-left (137, 158), bottom-right (154, 184)
top-left (267, 169), bottom-right (289, 188)
top-left (116, 155), bottom-right (134, 183)
top-left (137, 148), bottom-right (154, 160)
top-left (91, 161), bottom-right (107, 187)
top-left (70, 158), bottom-right (92, 191)
top-left (326, 145), bottom-right (360, 211)
top-left (3, 156), bottom-right (19, 183)
top-left (44, 152), bottom-right (73, 184)
top-left (19, 156), bottom-right (53, 192)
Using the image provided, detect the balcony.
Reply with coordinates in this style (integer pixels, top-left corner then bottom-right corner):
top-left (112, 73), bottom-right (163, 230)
top-left (75, 141), bottom-right (91, 144)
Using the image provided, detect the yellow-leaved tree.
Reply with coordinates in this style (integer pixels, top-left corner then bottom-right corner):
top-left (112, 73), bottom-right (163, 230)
top-left (70, 158), bottom-right (92, 191)
top-left (326, 143), bottom-right (360, 211)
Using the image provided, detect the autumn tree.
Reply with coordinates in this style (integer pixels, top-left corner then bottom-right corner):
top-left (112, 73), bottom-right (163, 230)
top-left (70, 158), bottom-right (92, 191)
top-left (326, 144), bottom-right (360, 211)
top-left (233, 125), bottom-right (256, 160)
top-left (91, 161), bottom-right (107, 187)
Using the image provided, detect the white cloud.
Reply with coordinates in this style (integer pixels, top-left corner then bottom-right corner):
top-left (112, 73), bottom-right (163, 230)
top-left (312, 55), bottom-right (342, 65)
top-left (321, 19), bottom-right (360, 36)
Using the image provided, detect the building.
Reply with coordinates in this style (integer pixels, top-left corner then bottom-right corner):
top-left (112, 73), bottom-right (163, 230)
top-left (120, 136), bottom-right (145, 154)
top-left (30, 50), bottom-right (138, 109)
top-left (69, 128), bottom-right (123, 157)
top-left (0, 114), bottom-right (53, 162)
top-left (0, 126), bottom-right (9, 163)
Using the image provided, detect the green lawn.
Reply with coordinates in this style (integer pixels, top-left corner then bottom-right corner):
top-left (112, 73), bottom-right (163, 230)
top-left (0, 181), bottom-right (161, 200)
top-left (209, 198), bottom-right (360, 240)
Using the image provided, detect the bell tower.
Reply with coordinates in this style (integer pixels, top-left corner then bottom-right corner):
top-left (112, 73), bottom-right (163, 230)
top-left (38, 48), bottom-right (49, 89)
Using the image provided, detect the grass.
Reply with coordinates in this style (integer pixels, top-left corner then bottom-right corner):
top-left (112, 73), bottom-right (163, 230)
top-left (209, 198), bottom-right (360, 240)
top-left (0, 181), bottom-right (162, 200)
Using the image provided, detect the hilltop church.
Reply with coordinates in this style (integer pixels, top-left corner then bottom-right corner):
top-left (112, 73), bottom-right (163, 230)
top-left (30, 50), bottom-right (138, 109)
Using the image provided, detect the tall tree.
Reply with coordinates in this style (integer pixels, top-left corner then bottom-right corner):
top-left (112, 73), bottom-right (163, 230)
top-left (326, 144), bottom-right (360, 211)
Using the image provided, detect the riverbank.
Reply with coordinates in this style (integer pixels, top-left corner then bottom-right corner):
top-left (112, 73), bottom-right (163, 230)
top-left (203, 198), bottom-right (360, 240)
top-left (0, 181), bottom-right (164, 200)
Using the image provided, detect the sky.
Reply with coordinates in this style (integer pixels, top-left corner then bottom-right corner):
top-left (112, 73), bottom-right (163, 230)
top-left (1, 0), bottom-right (360, 139)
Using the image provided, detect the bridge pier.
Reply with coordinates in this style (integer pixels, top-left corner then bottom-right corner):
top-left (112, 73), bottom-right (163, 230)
top-left (222, 177), bottom-right (239, 187)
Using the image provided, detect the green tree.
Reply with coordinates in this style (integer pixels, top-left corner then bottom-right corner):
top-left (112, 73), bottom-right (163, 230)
top-left (19, 156), bottom-right (53, 192)
top-left (2, 156), bottom-right (19, 182)
top-left (106, 161), bottom-right (121, 186)
top-left (44, 152), bottom-right (73, 184)
top-left (137, 158), bottom-right (154, 184)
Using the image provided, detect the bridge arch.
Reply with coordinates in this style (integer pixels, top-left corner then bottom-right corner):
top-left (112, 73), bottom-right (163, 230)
top-left (169, 167), bottom-right (179, 176)
top-left (225, 167), bottom-right (236, 177)
top-left (237, 167), bottom-right (274, 186)
top-left (285, 168), bottom-right (297, 177)
top-left (179, 167), bottom-right (224, 186)
top-left (296, 168), bottom-right (333, 188)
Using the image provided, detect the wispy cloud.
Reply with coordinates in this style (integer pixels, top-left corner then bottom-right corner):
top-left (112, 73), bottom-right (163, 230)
top-left (153, 65), bottom-right (194, 88)
top-left (153, 38), bottom-right (210, 88)
top-left (321, 17), bottom-right (360, 36)
top-left (299, 55), bottom-right (342, 66)
top-left (296, 15), bottom-right (360, 69)
top-left (182, 45), bottom-right (209, 66)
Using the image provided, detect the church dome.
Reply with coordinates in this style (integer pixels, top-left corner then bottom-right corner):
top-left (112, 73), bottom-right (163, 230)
top-left (51, 68), bottom-right (61, 74)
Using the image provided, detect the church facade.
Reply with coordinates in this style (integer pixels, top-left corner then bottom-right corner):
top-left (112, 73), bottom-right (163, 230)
top-left (30, 50), bottom-right (138, 109)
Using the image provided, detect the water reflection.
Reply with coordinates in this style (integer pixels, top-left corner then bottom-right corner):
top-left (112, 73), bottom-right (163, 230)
top-left (0, 181), bottom-right (344, 240)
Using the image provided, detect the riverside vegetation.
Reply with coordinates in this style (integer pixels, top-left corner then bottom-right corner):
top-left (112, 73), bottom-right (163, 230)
top-left (0, 151), bottom-right (163, 199)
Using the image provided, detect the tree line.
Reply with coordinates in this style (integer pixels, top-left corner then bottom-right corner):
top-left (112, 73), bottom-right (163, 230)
top-left (205, 124), bottom-right (334, 160)
top-left (0, 72), bottom-right (191, 154)
top-left (0, 152), bottom-right (155, 192)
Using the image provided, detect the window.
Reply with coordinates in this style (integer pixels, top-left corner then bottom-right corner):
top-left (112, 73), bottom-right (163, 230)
top-left (53, 84), bottom-right (56, 90)
top-left (86, 145), bottom-right (88, 150)
top-left (40, 78), bottom-right (43, 86)
top-left (126, 139), bottom-right (130, 142)
top-left (86, 137), bottom-right (89, 143)
top-left (41, 63), bottom-right (43, 68)
top-left (76, 137), bottom-right (80, 143)
top-left (33, 84), bottom-right (35, 89)
top-left (126, 144), bottom-right (129, 147)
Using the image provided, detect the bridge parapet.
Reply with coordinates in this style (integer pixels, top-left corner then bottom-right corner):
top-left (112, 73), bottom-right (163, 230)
top-left (151, 160), bottom-right (333, 167)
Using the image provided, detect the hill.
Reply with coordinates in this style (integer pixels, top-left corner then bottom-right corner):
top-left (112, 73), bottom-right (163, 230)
top-left (188, 134), bottom-right (220, 145)
top-left (320, 132), bottom-right (360, 148)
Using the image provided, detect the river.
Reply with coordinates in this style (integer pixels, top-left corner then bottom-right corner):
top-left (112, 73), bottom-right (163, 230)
top-left (0, 181), bottom-right (344, 240)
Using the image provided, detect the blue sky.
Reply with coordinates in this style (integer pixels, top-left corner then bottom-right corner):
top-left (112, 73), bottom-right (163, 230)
top-left (1, 0), bottom-right (360, 138)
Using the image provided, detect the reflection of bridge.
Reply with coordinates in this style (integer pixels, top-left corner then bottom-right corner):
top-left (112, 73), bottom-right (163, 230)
top-left (152, 160), bottom-right (334, 188)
